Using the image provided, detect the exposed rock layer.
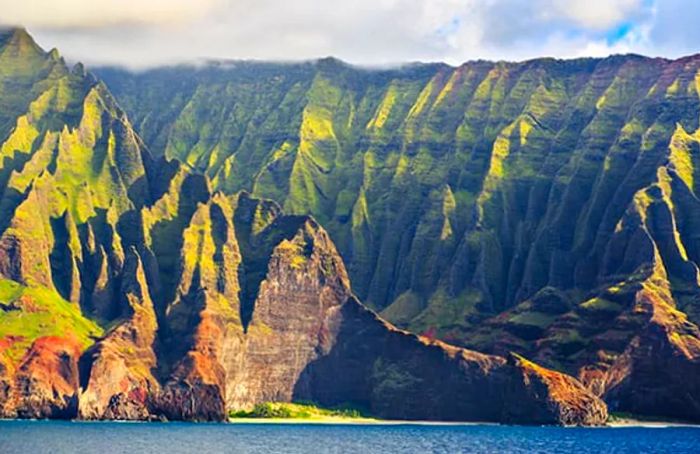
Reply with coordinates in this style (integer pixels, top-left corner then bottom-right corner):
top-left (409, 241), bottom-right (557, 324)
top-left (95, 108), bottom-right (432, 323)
top-left (0, 29), bottom-right (606, 423)
top-left (96, 49), bottom-right (700, 422)
top-left (0, 27), bottom-right (696, 422)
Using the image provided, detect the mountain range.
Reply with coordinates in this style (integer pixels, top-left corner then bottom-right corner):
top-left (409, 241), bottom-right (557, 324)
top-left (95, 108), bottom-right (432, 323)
top-left (1, 26), bottom-right (700, 423)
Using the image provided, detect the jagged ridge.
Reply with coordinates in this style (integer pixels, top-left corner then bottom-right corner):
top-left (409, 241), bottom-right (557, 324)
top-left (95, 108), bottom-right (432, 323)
top-left (0, 28), bottom-right (606, 425)
top-left (96, 50), bottom-right (700, 421)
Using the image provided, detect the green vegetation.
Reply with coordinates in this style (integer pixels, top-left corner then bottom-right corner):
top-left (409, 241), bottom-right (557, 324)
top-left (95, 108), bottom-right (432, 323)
top-left (92, 53), bottom-right (700, 383)
top-left (607, 412), bottom-right (692, 425)
top-left (229, 402), bottom-right (372, 421)
top-left (0, 279), bottom-right (103, 363)
top-left (508, 311), bottom-right (556, 329)
top-left (579, 297), bottom-right (623, 314)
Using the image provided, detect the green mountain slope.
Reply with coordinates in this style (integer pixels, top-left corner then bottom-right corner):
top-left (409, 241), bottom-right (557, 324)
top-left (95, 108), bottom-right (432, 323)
top-left (0, 28), bottom-right (608, 425)
top-left (97, 55), bottom-right (700, 314)
top-left (97, 51), bottom-right (700, 421)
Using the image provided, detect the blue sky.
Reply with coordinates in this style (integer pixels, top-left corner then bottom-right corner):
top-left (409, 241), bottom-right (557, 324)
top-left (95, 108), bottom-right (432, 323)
top-left (1, 0), bottom-right (699, 67)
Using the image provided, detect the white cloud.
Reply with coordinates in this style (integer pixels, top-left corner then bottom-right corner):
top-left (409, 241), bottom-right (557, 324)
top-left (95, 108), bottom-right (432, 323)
top-left (544, 0), bottom-right (643, 29)
top-left (0, 0), bottom-right (222, 28)
top-left (0, 0), bottom-right (696, 68)
top-left (645, 0), bottom-right (700, 56)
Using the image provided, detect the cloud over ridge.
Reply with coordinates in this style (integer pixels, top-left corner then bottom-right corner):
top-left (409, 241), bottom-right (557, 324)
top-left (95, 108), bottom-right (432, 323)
top-left (1, 0), bottom-right (698, 67)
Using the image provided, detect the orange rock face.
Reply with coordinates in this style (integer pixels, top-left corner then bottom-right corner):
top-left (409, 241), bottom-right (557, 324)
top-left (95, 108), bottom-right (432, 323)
top-left (601, 282), bottom-right (700, 420)
top-left (78, 248), bottom-right (160, 420)
top-left (509, 354), bottom-right (608, 425)
top-left (3, 336), bottom-right (82, 419)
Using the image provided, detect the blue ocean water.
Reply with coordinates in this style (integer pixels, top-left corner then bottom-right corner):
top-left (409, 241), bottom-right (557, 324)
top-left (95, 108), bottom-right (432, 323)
top-left (1, 420), bottom-right (699, 453)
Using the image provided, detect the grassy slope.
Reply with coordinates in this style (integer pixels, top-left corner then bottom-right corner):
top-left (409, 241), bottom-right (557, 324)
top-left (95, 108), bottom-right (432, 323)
top-left (0, 29), bottom-right (144, 366)
top-left (0, 278), bottom-right (103, 363)
top-left (229, 402), bottom-right (374, 421)
top-left (95, 55), bottom-right (700, 394)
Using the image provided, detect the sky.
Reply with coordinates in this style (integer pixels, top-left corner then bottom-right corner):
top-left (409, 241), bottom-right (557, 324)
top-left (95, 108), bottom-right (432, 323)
top-left (1, 0), bottom-right (699, 68)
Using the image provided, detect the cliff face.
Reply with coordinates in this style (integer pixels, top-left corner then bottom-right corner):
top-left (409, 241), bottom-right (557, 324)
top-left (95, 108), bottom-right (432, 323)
top-left (0, 28), bottom-right (607, 425)
top-left (96, 52), bottom-right (700, 421)
top-left (0, 26), bottom-right (696, 423)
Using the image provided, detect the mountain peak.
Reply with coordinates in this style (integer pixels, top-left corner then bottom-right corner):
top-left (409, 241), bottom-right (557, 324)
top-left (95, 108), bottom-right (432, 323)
top-left (0, 26), bottom-right (44, 58)
top-left (48, 48), bottom-right (61, 61)
top-left (315, 56), bottom-right (350, 71)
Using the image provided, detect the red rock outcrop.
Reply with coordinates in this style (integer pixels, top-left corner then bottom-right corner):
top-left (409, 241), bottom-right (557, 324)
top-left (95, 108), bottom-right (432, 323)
top-left (10, 336), bottom-right (81, 419)
top-left (78, 248), bottom-right (159, 420)
top-left (155, 197), bottom-right (241, 421)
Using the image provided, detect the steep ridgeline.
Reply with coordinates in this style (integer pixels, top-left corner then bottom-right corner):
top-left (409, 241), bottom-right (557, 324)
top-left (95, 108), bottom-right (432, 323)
top-left (0, 28), bottom-right (606, 425)
top-left (97, 52), bottom-right (700, 421)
